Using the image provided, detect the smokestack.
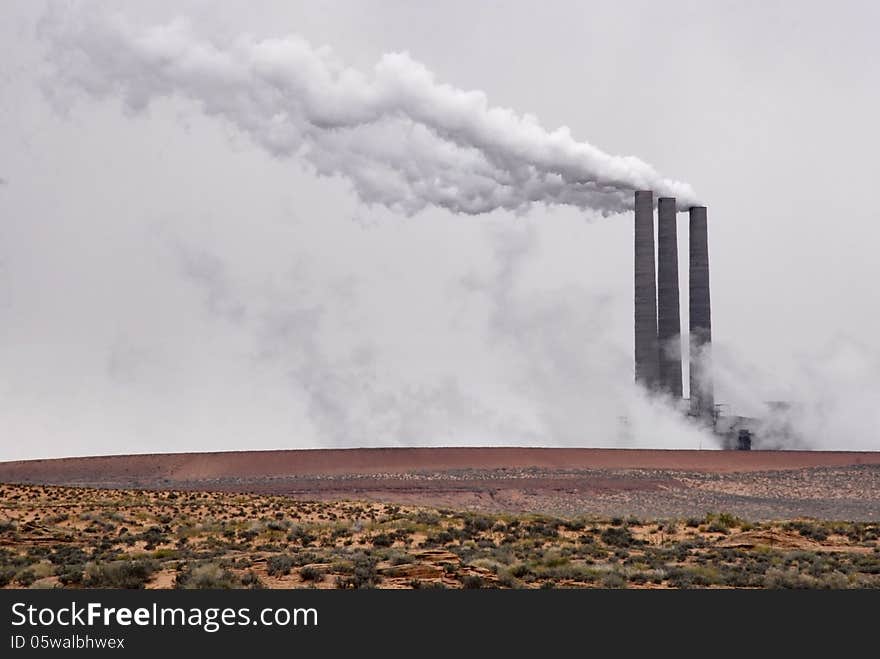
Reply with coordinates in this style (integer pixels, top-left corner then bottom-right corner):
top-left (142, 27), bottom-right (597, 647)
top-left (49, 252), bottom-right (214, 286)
top-left (634, 190), bottom-right (659, 389)
top-left (657, 197), bottom-right (682, 398)
top-left (688, 205), bottom-right (714, 420)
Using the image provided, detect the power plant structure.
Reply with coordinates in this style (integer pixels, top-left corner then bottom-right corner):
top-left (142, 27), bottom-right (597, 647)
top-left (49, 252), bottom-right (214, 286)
top-left (632, 190), bottom-right (749, 447)
top-left (631, 193), bottom-right (804, 451)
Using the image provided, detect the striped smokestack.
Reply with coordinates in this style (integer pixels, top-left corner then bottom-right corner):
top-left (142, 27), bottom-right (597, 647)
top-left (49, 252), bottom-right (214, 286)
top-left (657, 197), bottom-right (682, 398)
top-left (688, 205), bottom-right (714, 421)
top-left (634, 190), bottom-right (659, 389)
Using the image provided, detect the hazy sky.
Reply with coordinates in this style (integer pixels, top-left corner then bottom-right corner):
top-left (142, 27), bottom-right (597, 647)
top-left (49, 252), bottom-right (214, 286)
top-left (2, 1), bottom-right (879, 460)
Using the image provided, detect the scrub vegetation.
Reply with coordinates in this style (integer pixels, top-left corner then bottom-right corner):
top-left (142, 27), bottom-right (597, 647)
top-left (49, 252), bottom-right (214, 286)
top-left (1, 484), bottom-right (878, 589)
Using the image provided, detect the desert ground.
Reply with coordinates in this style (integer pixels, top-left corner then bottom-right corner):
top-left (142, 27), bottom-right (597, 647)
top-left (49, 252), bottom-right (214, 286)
top-left (1, 483), bottom-right (878, 589)
top-left (2, 448), bottom-right (879, 589)
top-left (1, 447), bottom-right (879, 520)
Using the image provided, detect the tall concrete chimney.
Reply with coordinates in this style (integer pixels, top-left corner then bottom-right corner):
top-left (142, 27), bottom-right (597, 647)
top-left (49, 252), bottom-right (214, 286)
top-left (688, 205), bottom-right (714, 420)
top-left (634, 190), bottom-right (659, 389)
top-left (657, 197), bottom-right (682, 398)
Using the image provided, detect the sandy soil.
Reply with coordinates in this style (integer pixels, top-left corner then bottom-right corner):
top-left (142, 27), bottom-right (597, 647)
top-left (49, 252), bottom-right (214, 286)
top-left (3, 447), bottom-right (880, 481)
top-left (2, 484), bottom-right (878, 589)
top-left (2, 448), bottom-right (879, 521)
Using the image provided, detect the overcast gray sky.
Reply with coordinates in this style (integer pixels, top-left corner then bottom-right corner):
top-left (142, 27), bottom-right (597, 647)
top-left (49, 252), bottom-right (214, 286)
top-left (1, 1), bottom-right (878, 460)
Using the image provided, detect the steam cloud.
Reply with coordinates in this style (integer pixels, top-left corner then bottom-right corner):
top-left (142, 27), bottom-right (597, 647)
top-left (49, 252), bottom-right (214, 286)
top-left (469, 224), bottom-right (711, 449)
top-left (40, 8), bottom-right (697, 216)
top-left (712, 339), bottom-right (880, 451)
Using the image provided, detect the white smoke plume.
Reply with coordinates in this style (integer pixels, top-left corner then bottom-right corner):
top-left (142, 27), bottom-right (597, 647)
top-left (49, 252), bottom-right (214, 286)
top-left (38, 7), bottom-right (697, 216)
top-left (171, 236), bottom-right (536, 449)
top-left (465, 223), bottom-right (712, 449)
top-left (712, 338), bottom-right (880, 451)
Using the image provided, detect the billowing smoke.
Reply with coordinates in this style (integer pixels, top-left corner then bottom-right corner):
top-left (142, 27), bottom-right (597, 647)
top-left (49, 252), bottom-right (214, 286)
top-left (467, 223), bottom-right (711, 450)
top-left (39, 7), bottom-right (696, 216)
top-left (712, 339), bottom-right (880, 451)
